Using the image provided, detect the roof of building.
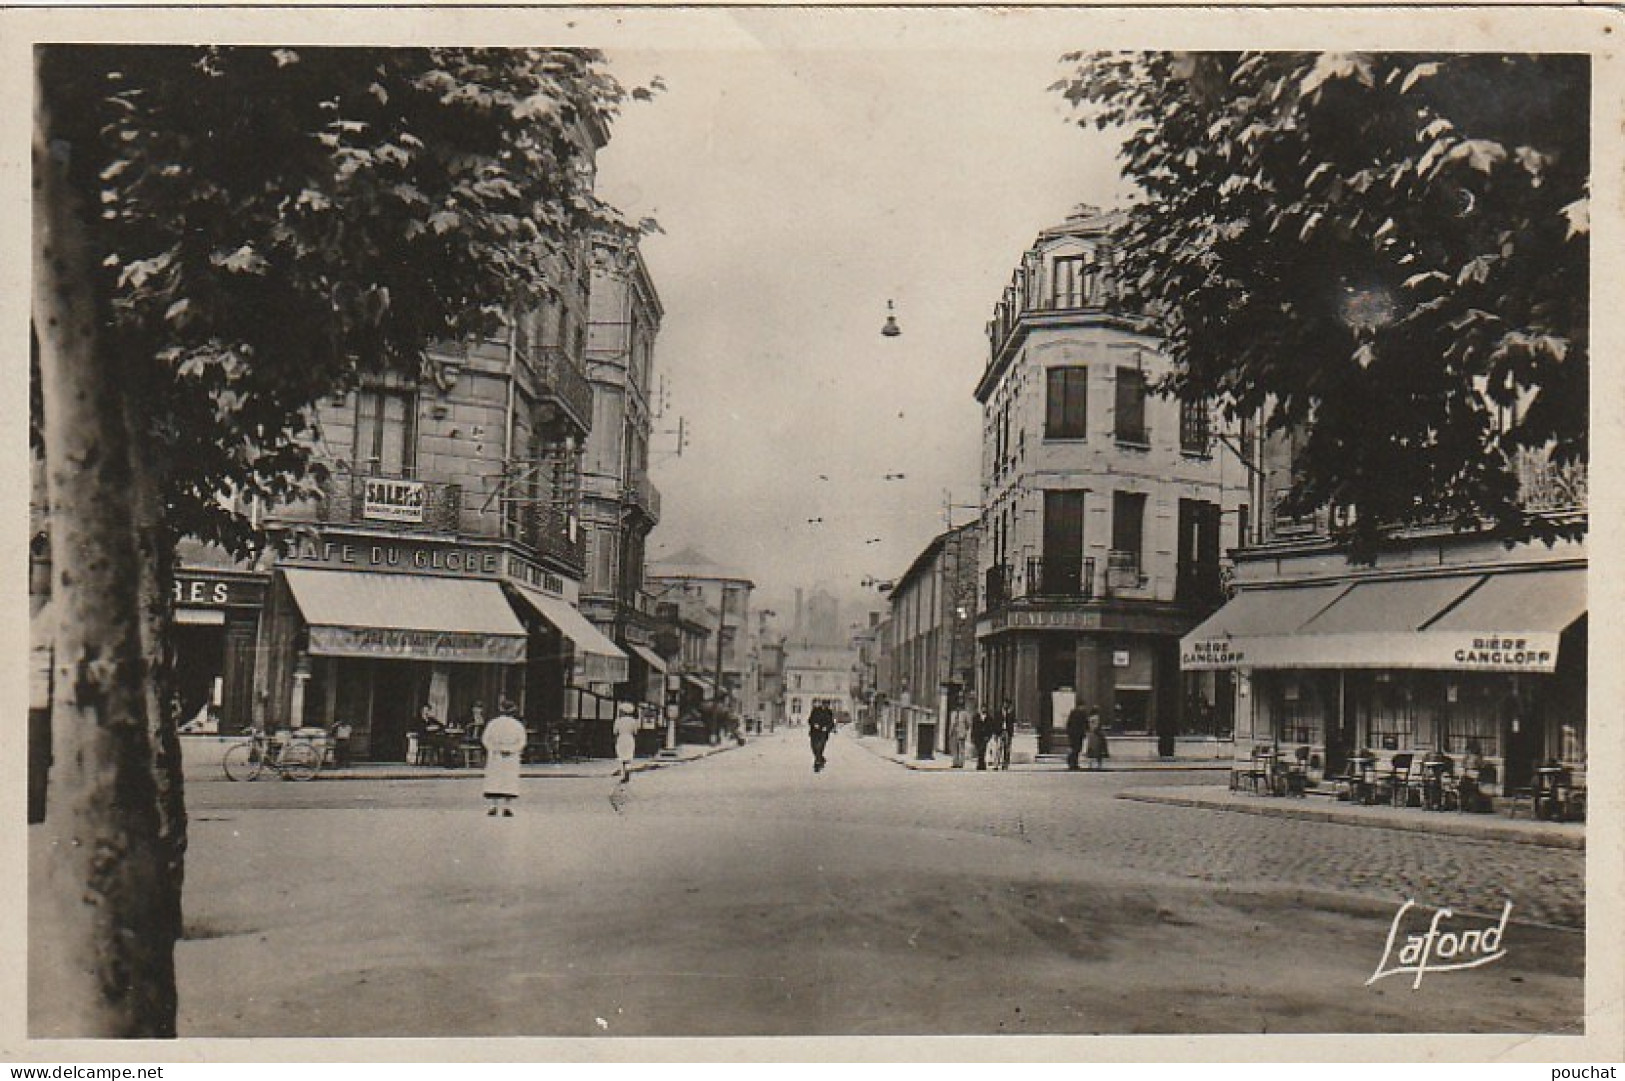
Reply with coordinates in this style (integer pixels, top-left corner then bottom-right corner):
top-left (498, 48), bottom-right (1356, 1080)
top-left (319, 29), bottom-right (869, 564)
top-left (647, 546), bottom-right (755, 586)
top-left (891, 522), bottom-right (978, 599)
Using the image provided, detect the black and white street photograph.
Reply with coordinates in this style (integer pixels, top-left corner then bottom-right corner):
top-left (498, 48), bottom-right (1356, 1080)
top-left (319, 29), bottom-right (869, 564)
top-left (12, 4), bottom-right (1622, 1062)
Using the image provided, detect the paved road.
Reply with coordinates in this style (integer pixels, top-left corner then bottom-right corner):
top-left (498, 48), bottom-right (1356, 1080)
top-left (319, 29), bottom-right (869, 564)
top-left (47, 729), bottom-right (1581, 1037)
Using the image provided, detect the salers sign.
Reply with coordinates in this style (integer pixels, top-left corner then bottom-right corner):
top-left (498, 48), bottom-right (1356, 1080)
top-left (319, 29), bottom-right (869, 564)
top-left (362, 477), bottom-right (426, 523)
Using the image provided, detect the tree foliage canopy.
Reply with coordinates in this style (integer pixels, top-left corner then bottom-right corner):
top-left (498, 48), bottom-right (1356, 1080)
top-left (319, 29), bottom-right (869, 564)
top-left (1055, 52), bottom-right (1588, 553)
top-left (37, 45), bottom-right (639, 556)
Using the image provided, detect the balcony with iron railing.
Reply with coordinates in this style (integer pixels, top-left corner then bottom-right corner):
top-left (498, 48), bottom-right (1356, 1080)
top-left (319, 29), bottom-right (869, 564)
top-left (981, 557), bottom-right (1098, 615)
top-left (626, 472), bottom-right (661, 523)
top-left (511, 499), bottom-right (586, 576)
top-left (531, 344), bottom-right (594, 436)
top-left (1025, 555), bottom-right (1097, 600)
top-left (310, 470), bottom-right (463, 534)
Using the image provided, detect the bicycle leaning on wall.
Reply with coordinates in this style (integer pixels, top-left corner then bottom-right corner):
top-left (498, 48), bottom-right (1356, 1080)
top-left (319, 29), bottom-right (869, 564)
top-left (222, 728), bottom-right (325, 782)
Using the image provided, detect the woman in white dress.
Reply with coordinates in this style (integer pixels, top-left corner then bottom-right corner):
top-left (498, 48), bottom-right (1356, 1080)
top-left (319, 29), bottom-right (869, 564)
top-left (480, 698), bottom-right (527, 816)
top-left (613, 702), bottom-right (640, 784)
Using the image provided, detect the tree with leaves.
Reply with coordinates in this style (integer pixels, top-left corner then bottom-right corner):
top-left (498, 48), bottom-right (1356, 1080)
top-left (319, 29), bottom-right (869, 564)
top-left (1054, 52), bottom-right (1587, 555)
top-left (32, 44), bottom-right (639, 1036)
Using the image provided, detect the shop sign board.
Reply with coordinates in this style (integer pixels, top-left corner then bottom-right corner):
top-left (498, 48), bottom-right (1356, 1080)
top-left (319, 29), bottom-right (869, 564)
top-left (284, 535), bottom-right (503, 578)
top-left (504, 553), bottom-right (570, 598)
top-left (362, 477), bottom-right (426, 523)
top-left (1180, 632), bottom-right (1561, 673)
top-left (308, 625), bottom-right (525, 664)
top-left (173, 574), bottom-right (265, 609)
top-left (1181, 638), bottom-right (1248, 670)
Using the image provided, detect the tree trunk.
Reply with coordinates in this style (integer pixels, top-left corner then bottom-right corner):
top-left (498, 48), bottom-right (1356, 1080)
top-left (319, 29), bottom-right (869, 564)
top-left (32, 56), bottom-right (179, 1038)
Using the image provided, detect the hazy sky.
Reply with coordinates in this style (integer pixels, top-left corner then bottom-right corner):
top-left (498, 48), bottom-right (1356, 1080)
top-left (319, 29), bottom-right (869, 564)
top-left (594, 18), bottom-right (1130, 615)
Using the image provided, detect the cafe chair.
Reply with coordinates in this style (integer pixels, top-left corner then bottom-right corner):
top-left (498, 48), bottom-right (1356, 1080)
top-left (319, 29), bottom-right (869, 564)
top-left (1284, 745), bottom-right (1311, 797)
top-left (1378, 753), bottom-right (1415, 807)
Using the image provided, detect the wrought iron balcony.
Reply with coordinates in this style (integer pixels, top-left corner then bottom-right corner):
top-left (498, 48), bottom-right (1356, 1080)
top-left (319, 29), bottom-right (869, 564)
top-left (314, 471), bottom-right (462, 533)
top-left (513, 500), bottom-right (586, 576)
top-left (627, 472), bottom-right (661, 523)
top-left (1025, 556), bottom-right (1097, 599)
top-left (534, 344), bottom-right (594, 436)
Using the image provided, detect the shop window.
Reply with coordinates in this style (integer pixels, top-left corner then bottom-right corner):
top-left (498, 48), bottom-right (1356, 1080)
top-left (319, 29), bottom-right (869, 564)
top-left (1269, 673), bottom-right (1324, 747)
top-left (1045, 366), bottom-right (1089, 440)
top-left (1362, 671), bottom-right (1417, 751)
top-left (1441, 677), bottom-right (1506, 758)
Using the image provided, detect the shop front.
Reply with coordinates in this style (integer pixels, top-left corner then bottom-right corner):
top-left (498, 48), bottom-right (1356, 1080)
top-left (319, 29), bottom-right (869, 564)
top-left (171, 570), bottom-right (266, 735)
top-left (977, 604), bottom-right (1211, 759)
top-left (506, 581), bottom-right (630, 758)
top-left (1182, 563), bottom-right (1587, 791)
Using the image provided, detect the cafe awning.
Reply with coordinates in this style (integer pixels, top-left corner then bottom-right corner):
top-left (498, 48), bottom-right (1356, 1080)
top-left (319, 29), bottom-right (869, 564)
top-left (508, 583), bottom-right (629, 685)
top-left (283, 568), bottom-right (527, 664)
top-left (626, 642), bottom-right (668, 674)
top-left (683, 673), bottom-right (714, 695)
top-left (1181, 566), bottom-right (1585, 674)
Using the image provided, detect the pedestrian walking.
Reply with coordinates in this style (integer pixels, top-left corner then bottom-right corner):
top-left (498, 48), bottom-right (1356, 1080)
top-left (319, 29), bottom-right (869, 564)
top-left (1085, 710), bottom-right (1110, 771)
top-left (972, 708), bottom-right (994, 771)
top-left (613, 702), bottom-right (639, 784)
top-left (950, 705), bottom-right (972, 769)
top-left (480, 697), bottom-right (526, 816)
top-left (1065, 701), bottom-right (1089, 771)
top-left (330, 718), bottom-right (353, 769)
top-left (808, 701), bottom-right (836, 772)
top-left (999, 701), bottom-right (1016, 770)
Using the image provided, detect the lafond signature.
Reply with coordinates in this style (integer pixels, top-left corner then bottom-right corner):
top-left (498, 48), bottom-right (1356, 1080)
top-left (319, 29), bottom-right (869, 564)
top-left (1367, 899), bottom-right (1512, 989)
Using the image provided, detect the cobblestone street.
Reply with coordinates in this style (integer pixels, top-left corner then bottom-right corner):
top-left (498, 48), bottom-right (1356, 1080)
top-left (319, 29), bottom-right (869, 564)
top-left (113, 729), bottom-right (1588, 1039)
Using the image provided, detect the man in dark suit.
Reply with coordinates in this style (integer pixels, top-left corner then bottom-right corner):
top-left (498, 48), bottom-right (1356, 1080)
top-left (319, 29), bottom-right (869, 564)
top-left (808, 701), bottom-right (837, 772)
top-left (1065, 702), bottom-right (1090, 771)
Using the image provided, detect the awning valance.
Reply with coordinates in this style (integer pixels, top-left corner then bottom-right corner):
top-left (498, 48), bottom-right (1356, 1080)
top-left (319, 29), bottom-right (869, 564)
top-left (283, 568), bottom-right (527, 664)
top-left (1181, 567), bottom-right (1585, 674)
top-left (508, 583), bottom-right (629, 685)
top-left (627, 642), bottom-right (668, 674)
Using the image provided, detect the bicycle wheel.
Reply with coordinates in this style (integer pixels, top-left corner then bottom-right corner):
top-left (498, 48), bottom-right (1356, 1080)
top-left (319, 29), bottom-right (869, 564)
top-left (222, 742), bottom-right (263, 782)
top-left (279, 740), bottom-right (321, 781)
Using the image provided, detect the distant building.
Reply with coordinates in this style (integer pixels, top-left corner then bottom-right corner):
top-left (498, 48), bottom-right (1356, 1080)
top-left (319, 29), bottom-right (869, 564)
top-left (647, 546), bottom-right (755, 711)
top-left (882, 524), bottom-right (979, 756)
top-left (783, 645), bottom-right (858, 727)
top-left (974, 205), bottom-right (1250, 758)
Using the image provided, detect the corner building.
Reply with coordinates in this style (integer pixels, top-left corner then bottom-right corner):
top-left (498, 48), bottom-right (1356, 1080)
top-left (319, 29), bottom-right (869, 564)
top-left (974, 206), bottom-right (1250, 758)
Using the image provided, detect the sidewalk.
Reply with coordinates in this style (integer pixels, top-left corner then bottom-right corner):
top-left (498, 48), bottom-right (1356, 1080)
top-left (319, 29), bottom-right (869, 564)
top-left (852, 734), bottom-right (1231, 773)
top-left (1119, 783), bottom-right (1585, 850)
top-left (182, 733), bottom-right (750, 782)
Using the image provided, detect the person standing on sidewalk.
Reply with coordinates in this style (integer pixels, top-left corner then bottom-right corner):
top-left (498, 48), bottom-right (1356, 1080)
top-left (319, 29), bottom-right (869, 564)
top-left (1065, 701), bottom-right (1089, 771)
top-left (808, 701), bottom-right (836, 772)
top-left (480, 697), bottom-right (526, 816)
top-left (950, 704), bottom-right (972, 768)
top-left (1085, 709), bottom-right (1110, 771)
top-left (613, 702), bottom-right (640, 784)
top-left (998, 701), bottom-right (1017, 770)
top-left (972, 708), bottom-right (994, 771)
